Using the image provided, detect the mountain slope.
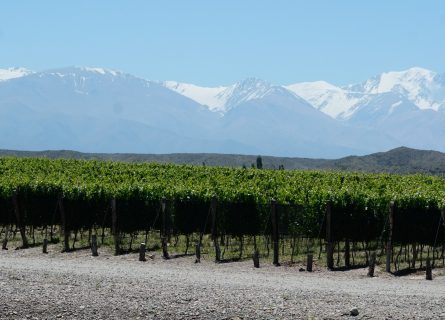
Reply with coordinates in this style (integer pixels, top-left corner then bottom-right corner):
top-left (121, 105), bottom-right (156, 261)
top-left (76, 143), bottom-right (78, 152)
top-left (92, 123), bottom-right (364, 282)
top-left (164, 77), bottom-right (300, 113)
top-left (0, 67), bottom-right (242, 153)
top-left (163, 81), bottom-right (228, 112)
top-left (163, 77), bottom-right (402, 157)
top-left (0, 67), bottom-right (219, 134)
top-left (285, 81), bottom-right (363, 118)
top-left (218, 80), bottom-right (398, 157)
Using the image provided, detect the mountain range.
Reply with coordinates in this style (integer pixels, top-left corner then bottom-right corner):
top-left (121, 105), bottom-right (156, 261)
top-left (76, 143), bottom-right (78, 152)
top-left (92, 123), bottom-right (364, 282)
top-left (0, 66), bottom-right (444, 158)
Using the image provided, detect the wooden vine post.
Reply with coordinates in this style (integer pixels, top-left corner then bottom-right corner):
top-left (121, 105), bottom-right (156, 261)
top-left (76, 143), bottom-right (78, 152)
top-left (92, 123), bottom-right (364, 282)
top-left (111, 198), bottom-right (120, 255)
top-left (368, 252), bottom-right (376, 277)
top-left (326, 200), bottom-right (334, 270)
top-left (58, 194), bottom-right (70, 252)
top-left (195, 241), bottom-right (201, 263)
top-left (426, 257), bottom-right (432, 280)
top-left (161, 198), bottom-right (169, 259)
top-left (139, 243), bottom-right (146, 262)
top-left (211, 197), bottom-right (221, 262)
top-left (306, 253), bottom-right (313, 272)
top-left (344, 239), bottom-right (351, 268)
top-left (91, 234), bottom-right (98, 257)
top-left (42, 238), bottom-right (48, 254)
top-left (12, 191), bottom-right (28, 248)
top-left (253, 249), bottom-right (260, 268)
top-left (271, 199), bottom-right (280, 266)
top-left (386, 201), bottom-right (394, 273)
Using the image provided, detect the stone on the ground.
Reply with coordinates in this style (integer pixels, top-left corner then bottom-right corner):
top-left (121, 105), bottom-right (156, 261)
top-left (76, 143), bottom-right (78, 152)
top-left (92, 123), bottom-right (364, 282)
top-left (350, 307), bottom-right (359, 316)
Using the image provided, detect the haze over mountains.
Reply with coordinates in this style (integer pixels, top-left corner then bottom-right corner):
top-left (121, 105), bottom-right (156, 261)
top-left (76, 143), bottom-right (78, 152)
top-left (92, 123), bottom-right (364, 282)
top-left (1, 66), bottom-right (444, 158)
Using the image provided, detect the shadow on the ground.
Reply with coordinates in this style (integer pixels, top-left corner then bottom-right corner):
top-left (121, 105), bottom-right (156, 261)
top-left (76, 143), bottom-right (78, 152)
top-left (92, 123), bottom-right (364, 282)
top-left (62, 245), bottom-right (92, 253)
top-left (391, 266), bottom-right (432, 277)
top-left (328, 264), bottom-right (369, 271)
top-left (168, 253), bottom-right (195, 259)
top-left (13, 242), bottom-right (48, 250)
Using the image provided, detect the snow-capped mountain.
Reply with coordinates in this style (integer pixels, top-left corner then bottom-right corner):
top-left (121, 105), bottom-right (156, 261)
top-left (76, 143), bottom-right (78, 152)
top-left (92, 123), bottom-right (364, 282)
top-left (0, 66), bottom-right (217, 130)
top-left (285, 81), bottom-right (363, 118)
top-left (0, 67), bottom-right (231, 154)
top-left (0, 66), bottom-right (444, 157)
top-left (347, 67), bottom-right (445, 111)
top-left (167, 67), bottom-right (445, 120)
top-left (164, 76), bottom-right (400, 156)
top-left (163, 81), bottom-right (228, 113)
top-left (164, 78), bottom-right (296, 114)
top-left (217, 81), bottom-right (397, 157)
top-left (284, 67), bottom-right (445, 155)
top-left (286, 67), bottom-right (445, 119)
top-left (0, 67), bottom-right (33, 81)
top-left (222, 78), bottom-right (299, 111)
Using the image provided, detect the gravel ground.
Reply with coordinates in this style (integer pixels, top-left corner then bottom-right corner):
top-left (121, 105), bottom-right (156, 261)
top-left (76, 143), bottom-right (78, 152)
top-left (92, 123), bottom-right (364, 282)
top-left (1, 245), bottom-right (445, 320)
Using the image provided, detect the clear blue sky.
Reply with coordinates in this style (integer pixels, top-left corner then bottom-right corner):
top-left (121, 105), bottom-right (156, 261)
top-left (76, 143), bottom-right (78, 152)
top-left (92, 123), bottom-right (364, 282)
top-left (1, 1), bottom-right (444, 86)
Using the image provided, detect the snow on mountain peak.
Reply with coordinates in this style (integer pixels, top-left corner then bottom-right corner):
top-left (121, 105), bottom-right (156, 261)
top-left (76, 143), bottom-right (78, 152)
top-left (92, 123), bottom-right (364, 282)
top-left (80, 66), bottom-right (121, 76)
top-left (357, 67), bottom-right (442, 110)
top-left (163, 81), bottom-right (228, 112)
top-left (0, 67), bottom-right (33, 81)
top-left (163, 77), bottom-right (292, 114)
top-left (39, 66), bottom-right (125, 79)
top-left (287, 67), bottom-right (445, 119)
top-left (223, 78), bottom-right (273, 108)
top-left (221, 77), bottom-right (301, 111)
top-left (363, 67), bottom-right (436, 93)
top-left (287, 80), bottom-right (339, 92)
top-left (286, 80), bottom-right (361, 118)
top-left (0, 66), bottom-right (123, 82)
top-left (233, 77), bottom-right (270, 90)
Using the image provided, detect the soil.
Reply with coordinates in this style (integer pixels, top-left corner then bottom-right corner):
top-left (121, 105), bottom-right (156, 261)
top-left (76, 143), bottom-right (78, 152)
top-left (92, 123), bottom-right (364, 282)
top-left (1, 245), bottom-right (444, 319)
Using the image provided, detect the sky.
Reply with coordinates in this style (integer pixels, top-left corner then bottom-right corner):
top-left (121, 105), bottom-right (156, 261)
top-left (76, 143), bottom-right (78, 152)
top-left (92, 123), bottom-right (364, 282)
top-left (1, 1), bottom-right (445, 86)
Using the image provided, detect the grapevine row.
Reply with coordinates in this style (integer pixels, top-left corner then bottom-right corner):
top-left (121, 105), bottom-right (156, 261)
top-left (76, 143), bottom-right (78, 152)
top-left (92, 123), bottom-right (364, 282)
top-left (0, 157), bottom-right (444, 244)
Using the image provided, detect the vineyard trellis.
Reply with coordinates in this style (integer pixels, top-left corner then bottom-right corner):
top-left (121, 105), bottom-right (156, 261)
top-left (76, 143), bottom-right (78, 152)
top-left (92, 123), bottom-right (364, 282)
top-left (0, 157), bottom-right (444, 272)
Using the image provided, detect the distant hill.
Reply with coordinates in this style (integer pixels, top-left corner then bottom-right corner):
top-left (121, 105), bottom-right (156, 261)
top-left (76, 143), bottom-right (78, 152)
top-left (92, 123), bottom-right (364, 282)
top-left (318, 147), bottom-right (445, 175)
top-left (1, 147), bottom-right (445, 176)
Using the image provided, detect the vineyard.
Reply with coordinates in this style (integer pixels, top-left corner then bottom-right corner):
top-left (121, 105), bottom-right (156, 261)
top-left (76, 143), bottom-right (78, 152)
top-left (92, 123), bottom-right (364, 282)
top-left (0, 157), bottom-right (444, 272)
